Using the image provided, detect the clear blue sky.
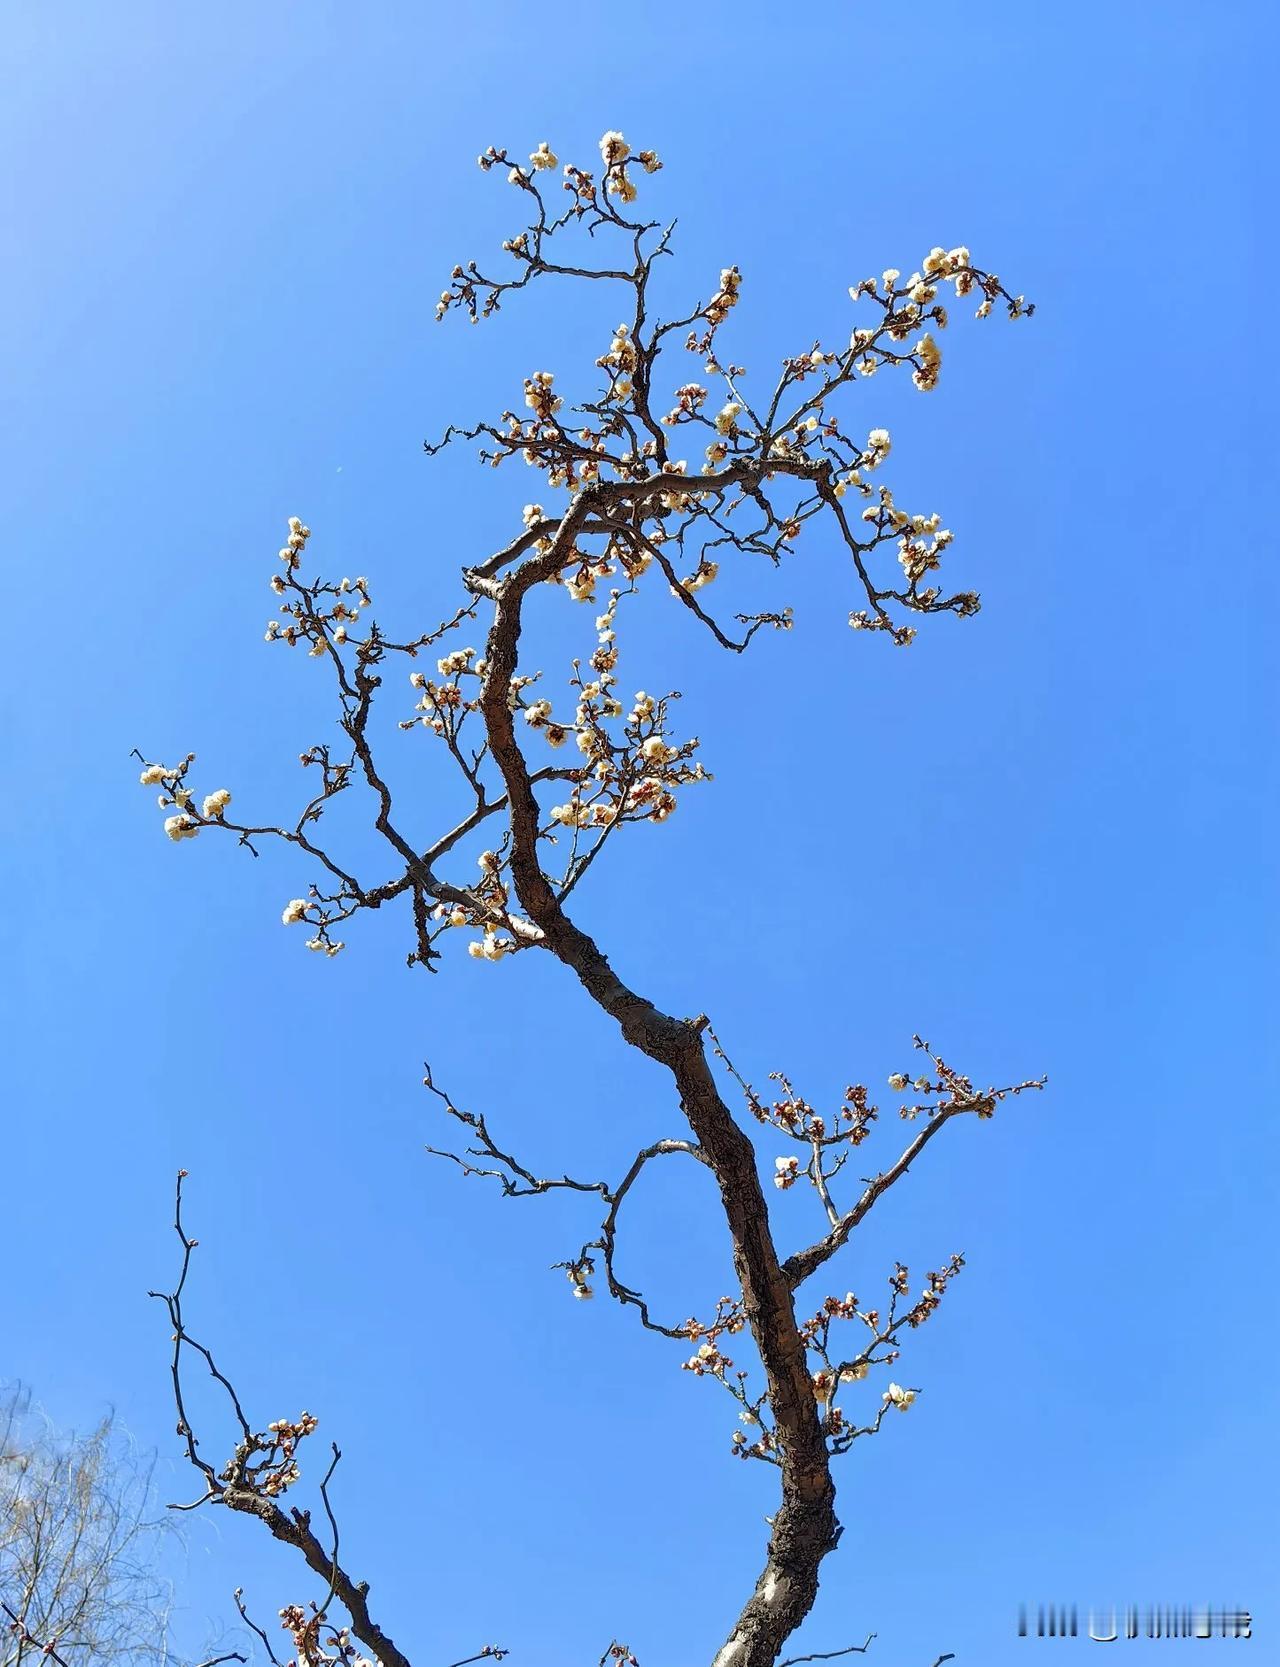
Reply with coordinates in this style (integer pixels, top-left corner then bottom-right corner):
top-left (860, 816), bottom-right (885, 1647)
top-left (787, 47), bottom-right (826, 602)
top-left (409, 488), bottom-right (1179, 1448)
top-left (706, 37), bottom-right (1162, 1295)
top-left (3, 4), bottom-right (1275, 1664)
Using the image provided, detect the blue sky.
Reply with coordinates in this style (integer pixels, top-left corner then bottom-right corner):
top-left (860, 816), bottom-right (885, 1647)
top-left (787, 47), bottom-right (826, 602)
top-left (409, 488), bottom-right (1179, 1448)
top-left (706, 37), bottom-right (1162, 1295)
top-left (3, 4), bottom-right (1275, 1664)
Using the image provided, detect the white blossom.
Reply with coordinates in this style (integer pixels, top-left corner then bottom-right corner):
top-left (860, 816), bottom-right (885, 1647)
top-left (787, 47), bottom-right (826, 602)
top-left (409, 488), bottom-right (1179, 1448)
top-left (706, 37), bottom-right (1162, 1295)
top-left (599, 130), bottom-right (630, 166)
top-left (866, 428), bottom-right (891, 464)
top-left (774, 1155), bottom-right (800, 1190)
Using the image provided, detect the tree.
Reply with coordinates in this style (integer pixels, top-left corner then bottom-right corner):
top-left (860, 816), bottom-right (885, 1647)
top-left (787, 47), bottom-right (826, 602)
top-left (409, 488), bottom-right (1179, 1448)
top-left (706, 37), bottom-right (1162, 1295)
top-left (136, 129), bottom-right (1041, 1667)
top-left (0, 1385), bottom-right (173, 1667)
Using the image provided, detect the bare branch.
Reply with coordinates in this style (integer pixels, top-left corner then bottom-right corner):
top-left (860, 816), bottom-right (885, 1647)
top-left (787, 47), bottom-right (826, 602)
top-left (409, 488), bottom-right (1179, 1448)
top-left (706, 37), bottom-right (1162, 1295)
top-left (150, 1176), bottom-right (506, 1667)
top-left (778, 1636), bottom-right (875, 1667)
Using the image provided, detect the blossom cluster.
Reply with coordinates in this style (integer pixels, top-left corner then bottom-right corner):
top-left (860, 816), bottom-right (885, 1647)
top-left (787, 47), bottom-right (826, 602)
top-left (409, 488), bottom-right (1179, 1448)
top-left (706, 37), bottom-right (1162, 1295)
top-left (681, 1297), bottom-right (747, 1376)
top-left (281, 893), bottom-right (345, 957)
top-left (136, 714), bottom-right (355, 958)
top-left (884, 1036), bottom-right (1047, 1123)
top-left (443, 131), bottom-right (663, 324)
top-left (435, 133), bottom-right (1033, 669)
top-left (136, 136), bottom-right (1032, 1005)
top-left (274, 1605), bottom-right (498, 1667)
top-left (794, 1269), bottom-right (958, 1444)
top-left (688, 1034), bottom-right (1039, 1455)
top-left (677, 1284), bottom-right (932, 1463)
top-left (719, 1052), bottom-right (885, 1177)
top-left (421, 848), bottom-right (522, 964)
top-left (430, 142), bottom-right (1032, 653)
top-left (402, 644), bottom-right (482, 740)
top-left (508, 591), bottom-right (711, 843)
top-left (221, 1410), bottom-right (319, 1500)
top-left (137, 753), bottom-right (235, 843)
top-left (264, 518), bottom-right (372, 655)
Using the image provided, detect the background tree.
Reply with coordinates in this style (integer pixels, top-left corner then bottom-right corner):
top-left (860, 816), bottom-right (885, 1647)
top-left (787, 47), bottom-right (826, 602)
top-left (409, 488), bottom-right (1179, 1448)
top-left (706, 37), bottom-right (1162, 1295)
top-left (136, 130), bottom-right (1039, 1667)
top-left (0, 1384), bottom-right (176, 1667)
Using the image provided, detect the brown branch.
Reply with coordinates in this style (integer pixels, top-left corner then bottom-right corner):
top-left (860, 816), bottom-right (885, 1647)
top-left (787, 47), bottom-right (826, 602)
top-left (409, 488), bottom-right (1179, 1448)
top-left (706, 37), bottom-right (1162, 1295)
top-left (782, 1115), bottom-right (963, 1290)
top-left (778, 1637), bottom-right (874, 1667)
top-left (474, 516), bottom-right (840, 1667)
top-left (150, 1174), bottom-right (509, 1667)
top-left (423, 1067), bottom-right (705, 1336)
top-left (784, 1061), bottom-right (1046, 1291)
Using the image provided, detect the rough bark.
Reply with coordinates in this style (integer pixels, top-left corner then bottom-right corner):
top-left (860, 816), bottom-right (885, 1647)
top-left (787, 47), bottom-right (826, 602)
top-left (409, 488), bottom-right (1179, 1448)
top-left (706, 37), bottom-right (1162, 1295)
top-left (475, 522), bottom-right (841, 1665)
